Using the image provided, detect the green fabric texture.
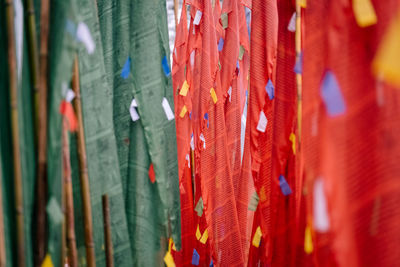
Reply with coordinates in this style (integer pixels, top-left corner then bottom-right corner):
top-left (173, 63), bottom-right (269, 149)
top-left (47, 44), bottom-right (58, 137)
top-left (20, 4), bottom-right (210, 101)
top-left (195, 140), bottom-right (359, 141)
top-left (96, 0), bottom-right (181, 264)
top-left (0, 142), bottom-right (13, 267)
top-left (70, 0), bottom-right (134, 266)
top-left (95, 0), bottom-right (164, 264)
top-left (0, 6), bottom-right (15, 266)
top-left (0, 2), bottom-right (36, 266)
top-left (129, 0), bottom-right (181, 253)
top-left (1, 0), bottom-right (181, 266)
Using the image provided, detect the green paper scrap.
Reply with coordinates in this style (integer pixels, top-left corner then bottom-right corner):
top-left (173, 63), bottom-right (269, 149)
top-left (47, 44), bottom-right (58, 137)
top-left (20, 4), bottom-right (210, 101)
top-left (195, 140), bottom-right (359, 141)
top-left (195, 197), bottom-right (204, 217)
top-left (248, 191), bottom-right (260, 211)
top-left (221, 13), bottom-right (228, 29)
top-left (239, 45), bottom-right (245, 60)
top-left (46, 197), bottom-right (64, 226)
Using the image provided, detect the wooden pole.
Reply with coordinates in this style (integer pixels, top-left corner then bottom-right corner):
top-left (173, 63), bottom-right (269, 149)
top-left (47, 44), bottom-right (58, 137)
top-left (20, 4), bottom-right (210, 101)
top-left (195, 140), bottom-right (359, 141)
top-left (5, 0), bottom-right (26, 265)
top-left (62, 120), bottom-right (78, 267)
top-left (25, 0), bottom-right (40, 134)
top-left (72, 56), bottom-right (96, 267)
top-left (173, 0), bottom-right (179, 28)
top-left (34, 0), bottom-right (51, 264)
top-left (293, 3), bottom-right (304, 267)
top-left (61, 191), bottom-right (66, 267)
top-left (0, 159), bottom-right (6, 267)
top-left (102, 195), bottom-right (113, 267)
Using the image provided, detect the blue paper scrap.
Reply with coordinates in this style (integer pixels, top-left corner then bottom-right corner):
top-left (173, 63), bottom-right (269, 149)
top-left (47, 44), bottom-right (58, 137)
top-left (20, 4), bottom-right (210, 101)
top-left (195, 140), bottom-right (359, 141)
top-left (294, 51), bottom-right (303, 74)
top-left (320, 70), bottom-right (346, 117)
top-left (162, 55), bottom-right (171, 77)
top-left (192, 249), bottom-right (200, 265)
top-left (265, 79), bottom-right (274, 100)
top-left (204, 113), bottom-right (209, 128)
top-left (218, 37), bottom-right (224, 51)
top-left (121, 57), bottom-right (131, 79)
top-left (279, 175), bottom-right (292, 196)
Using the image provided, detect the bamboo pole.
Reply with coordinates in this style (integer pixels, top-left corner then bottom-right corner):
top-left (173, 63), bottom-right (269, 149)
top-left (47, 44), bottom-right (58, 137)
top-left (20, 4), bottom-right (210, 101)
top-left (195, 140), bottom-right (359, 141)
top-left (293, 3), bottom-right (304, 267)
top-left (24, 4), bottom-right (44, 261)
top-left (5, 0), bottom-right (26, 266)
top-left (173, 0), bottom-right (179, 28)
top-left (72, 56), bottom-right (96, 267)
top-left (25, 0), bottom-right (40, 135)
top-left (61, 190), bottom-right (66, 267)
top-left (34, 0), bottom-right (51, 264)
top-left (102, 195), bottom-right (113, 267)
top-left (0, 159), bottom-right (6, 267)
top-left (62, 120), bottom-right (78, 267)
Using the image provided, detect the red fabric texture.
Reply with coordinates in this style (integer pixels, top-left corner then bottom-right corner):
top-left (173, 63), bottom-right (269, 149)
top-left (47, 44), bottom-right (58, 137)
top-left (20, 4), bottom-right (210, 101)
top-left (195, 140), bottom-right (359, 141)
top-left (246, 0), bottom-right (278, 264)
top-left (302, 1), bottom-right (400, 267)
top-left (186, 0), bottom-right (245, 265)
top-left (219, 0), bottom-right (252, 262)
top-left (171, 2), bottom-right (198, 265)
top-left (269, 1), bottom-right (298, 266)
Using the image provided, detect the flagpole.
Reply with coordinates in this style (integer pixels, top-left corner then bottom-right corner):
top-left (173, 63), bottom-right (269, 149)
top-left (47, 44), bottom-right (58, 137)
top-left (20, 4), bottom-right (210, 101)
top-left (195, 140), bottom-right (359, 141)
top-left (102, 194), bottom-right (113, 267)
top-left (25, 2), bottom-right (45, 262)
top-left (34, 0), bottom-right (51, 263)
top-left (173, 0), bottom-right (179, 27)
top-left (25, 0), bottom-right (40, 137)
top-left (72, 55), bottom-right (96, 267)
top-left (0, 161), bottom-right (6, 267)
top-left (293, 2), bottom-right (304, 267)
top-left (62, 120), bottom-right (78, 267)
top-left (5, 0), bottom-right (26, 265)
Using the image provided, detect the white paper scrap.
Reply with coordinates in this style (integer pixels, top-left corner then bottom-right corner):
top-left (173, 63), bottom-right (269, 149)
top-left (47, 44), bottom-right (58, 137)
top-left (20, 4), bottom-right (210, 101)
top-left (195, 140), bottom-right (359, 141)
top-left (256, 111), bottom-right (268, 132)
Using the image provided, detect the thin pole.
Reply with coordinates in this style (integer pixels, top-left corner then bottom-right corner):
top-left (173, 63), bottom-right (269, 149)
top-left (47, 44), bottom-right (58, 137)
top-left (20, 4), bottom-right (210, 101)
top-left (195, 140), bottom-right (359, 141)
top-left (0, 159), bottom-right (6, 267)
top-left (62, 120), bottom-right (78, 267)
top-left (5, 0), bottom-right (26, 265)
top-left (35, 0), bottom-right (51, 263)
top-left (293, 2), bottom-right (304, 267)
top-left (25, 0), bottom-right (40, 134)
top-left (173, 0), bottom-right (179, 28)
top-left (102, 195), bottom-right (113, 267)
top-left (72, 56), bottom-right (96, 267)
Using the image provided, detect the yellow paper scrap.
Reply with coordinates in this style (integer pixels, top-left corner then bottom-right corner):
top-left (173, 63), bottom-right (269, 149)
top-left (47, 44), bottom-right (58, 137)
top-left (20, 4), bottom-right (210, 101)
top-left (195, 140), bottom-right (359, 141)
top-left (196, 224), bottom-right (202, 240)
top-left (164, 251), bottom-right (176, 267)
top-left (200, 229), bottom-right (209, 244)
top-left (180, 80), bottom-right (190, 96)
top-left (168, 238), bottom-right (173, 252)
top-left (179, 105), bottom-right (188, 118)
top-left (172, 242), bottom-right (177, 251)
top-left (353, 0), bottom-right (377, 27)
top-left (41, 254), bottom-right (54, 267)
top-left (210, 88), bottom-right (218, 103)
top-left (372, 13), bottom-right (400, 87)
top-left (304, 226), bottom-right (314, 254)
top-left (252, 226), bottom-right (262, 248)
top-left (299, 0), bottom-right (306, 8)
top-left (289, 133), bottom-right (296, 155)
